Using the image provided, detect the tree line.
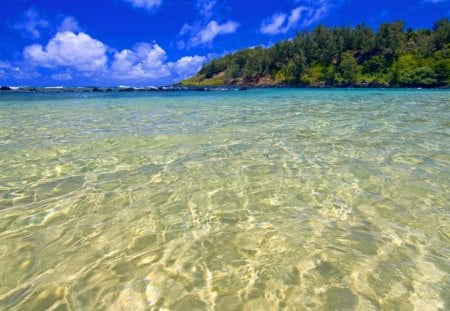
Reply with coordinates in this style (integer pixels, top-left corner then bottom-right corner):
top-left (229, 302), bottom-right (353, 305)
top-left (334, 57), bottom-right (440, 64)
top-left (183, 18), bottom-right (450, 87)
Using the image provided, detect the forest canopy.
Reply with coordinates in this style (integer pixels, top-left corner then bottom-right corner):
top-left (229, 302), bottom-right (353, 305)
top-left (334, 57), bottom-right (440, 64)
top-left (182, 18), bottom-right (450, 87)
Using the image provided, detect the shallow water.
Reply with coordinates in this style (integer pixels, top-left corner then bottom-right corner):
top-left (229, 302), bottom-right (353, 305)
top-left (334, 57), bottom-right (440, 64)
top-left (0, 89), bottom-right (449, 310)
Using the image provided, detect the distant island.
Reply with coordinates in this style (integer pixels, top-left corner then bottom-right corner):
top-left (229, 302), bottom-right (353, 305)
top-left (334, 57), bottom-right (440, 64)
top-left (182, 19), bottom-right (449, 88)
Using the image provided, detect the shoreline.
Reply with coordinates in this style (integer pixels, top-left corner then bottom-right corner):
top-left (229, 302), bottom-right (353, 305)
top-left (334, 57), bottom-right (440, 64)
top-left (1, 85), bottom-right (449, 93)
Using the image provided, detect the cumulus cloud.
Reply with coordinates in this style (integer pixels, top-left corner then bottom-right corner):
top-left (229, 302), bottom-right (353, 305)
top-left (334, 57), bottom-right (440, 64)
top-left (123, 0), bottom-right (162, 10)
top-left (14, 8), bottom-right (51, 39)
top-left (111, 43), bottom-right (206, 81)
top-left (261, 1), bottom-right (332, 35)
top-left (111, 43), bottom-right (170, 79)
top-left (167, 55), bottom-right (206, 78)
top-left (12, 16), bottom-right (205, 84)
top-left (24, 31), bottom-right (108, 72)
top-left (58, 17), bottom-right (82, 33)
top-left (189, 20), bottom-right (240, 47)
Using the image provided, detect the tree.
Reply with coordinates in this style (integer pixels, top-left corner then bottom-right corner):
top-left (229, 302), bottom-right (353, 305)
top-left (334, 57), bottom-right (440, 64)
top-left (354, 23), bottom-right (375, 52)
top-left (339, 54), bottom-right (359, 83)
top-left (433, 18), bottom-right (450, 50)
top-left (362, 55), bottom-right (386, 74)
top-left (285, 53), bottom-right (306, 83)
top-left (433, 60), bottom-right (449, 85)
top-left (186, 18), bottom-right (448, 88)
top-left (225, 62), bottom-right (241, 80)
top-left (312, 25), bottom-right (336, 65)
top-left (400, 67), bottom-right (437, 86)
top-left (377, 21), bottom-right (405, 58)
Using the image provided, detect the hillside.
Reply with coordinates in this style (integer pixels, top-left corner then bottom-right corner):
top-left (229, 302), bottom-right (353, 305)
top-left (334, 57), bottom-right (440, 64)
top-left (182, 19), bottom-right (450, 87)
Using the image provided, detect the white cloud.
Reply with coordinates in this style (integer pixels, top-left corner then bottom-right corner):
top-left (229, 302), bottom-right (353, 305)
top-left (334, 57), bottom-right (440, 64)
top-left (197, 0), bottom-right (217, 18)
top-left (261, 1), bottom-right (332, 35)
top-left (288, 7), bottom-right (303, 27)
top-left (0, 61), bottom-right (11, 69)
top-left (0, 61), bottom-right (11, 78)
top-left (58, 17), bottom-right (81, 33)
top-left (0, 60), bottom-right (40, 80)
top-left (168, 55), bottom-right (206, 78)
top-left (176, 0), bottom-right (239, 49)
top-left (261, 14), bottom-right (287, 35)
top-left (189, 20), bottom-right (240, 46)
top-left (13, 24), bottom-right (204, 84)
top-left (123, 0), bottom-right (162, 10)
top-left (24, 31), bottom-right (107, 72)
top-left (51, 72), bottom-right (72, 80)
top-left (302, 2), bottom-right (332, 27)
top-left (111, 43), bottom-right (206, 81)
top-left (260, 7), bottom-right (309, 35)
top-left (261, 7), bottom-right (309, 35)
top-left (179, 23), bottom-right (193, 36)
top-left (14, 8), bottom-right (50, 39)
top-left (111, 43), bottom-right (170, 79)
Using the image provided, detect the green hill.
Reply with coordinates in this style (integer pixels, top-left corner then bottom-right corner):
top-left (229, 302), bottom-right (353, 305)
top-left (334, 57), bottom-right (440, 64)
top-left (182, 19), bottom-right (450, 88)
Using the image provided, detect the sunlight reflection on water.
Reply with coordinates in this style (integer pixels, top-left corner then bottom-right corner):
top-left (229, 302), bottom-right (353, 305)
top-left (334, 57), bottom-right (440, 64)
top-left (0, 89), bottom-right (449, 310)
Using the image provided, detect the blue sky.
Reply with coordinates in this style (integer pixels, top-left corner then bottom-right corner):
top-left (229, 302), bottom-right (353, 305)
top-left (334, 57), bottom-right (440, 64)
top-left (0, 0), bottom-right (448, 86)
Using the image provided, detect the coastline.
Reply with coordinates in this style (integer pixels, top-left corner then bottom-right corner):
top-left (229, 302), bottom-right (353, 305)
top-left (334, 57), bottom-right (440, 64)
top-left (1, 84), bottom-right (449, 94)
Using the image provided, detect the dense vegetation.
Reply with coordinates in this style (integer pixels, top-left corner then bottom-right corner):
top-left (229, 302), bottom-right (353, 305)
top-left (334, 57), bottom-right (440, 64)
top-left (183, 19), bottom-right (450, 87)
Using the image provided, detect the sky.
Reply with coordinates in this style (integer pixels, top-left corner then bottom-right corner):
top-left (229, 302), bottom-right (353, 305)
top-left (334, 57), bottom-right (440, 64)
top-left (0, 0), bottom-right (448, 86)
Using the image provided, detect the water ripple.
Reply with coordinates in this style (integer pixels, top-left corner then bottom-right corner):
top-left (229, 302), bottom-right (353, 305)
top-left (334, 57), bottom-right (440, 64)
top-left (0, 89), bottom-right (449, 310)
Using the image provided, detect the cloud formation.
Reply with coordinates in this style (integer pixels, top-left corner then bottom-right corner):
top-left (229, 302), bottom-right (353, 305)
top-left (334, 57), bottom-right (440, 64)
top-left (123, 0), bottom-right (162, 10)
top-left (187, 20), bottom-right (240, 47)
top-left (18, 29), bottom-right (205, 83)
top-left (112, 43), bottom-right (170, 79)
top-left (176, 0), bottom-right (239, 49)
top-left (14, 8), bottom-right (50, 39)
top-left (260, 1), bottom-right (332, 35)
top-left (197, 0), bottom-right (217, 18)
top-left (167, 55), bottom-right (206, 78)
top-left (261, 7), bottom-right (304, 35)
top-left (24, 31), bottom-right (108, 72)
top-left (0, 60), bottom-right (39, 80)
top-left (0, 61), bottom-right (12, 78)
top-left (112, 43), bottom-right (206, 81)
top-left (58, 17), bottom-right (82, 33)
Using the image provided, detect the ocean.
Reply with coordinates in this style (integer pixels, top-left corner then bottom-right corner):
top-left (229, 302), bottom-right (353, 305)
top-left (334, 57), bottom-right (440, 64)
top-left (0, 89), bottom-right (449, 310)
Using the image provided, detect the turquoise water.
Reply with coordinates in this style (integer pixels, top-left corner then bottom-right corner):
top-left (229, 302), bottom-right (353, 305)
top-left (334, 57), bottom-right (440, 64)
top-left (0, 89), bottom-right (449, 310)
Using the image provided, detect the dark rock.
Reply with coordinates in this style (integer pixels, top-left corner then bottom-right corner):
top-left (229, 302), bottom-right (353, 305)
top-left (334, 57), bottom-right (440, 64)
top-left (193, 87), bottom-right (211, 91)
top-left (92, 87), bottom-right (103, 92)
top-left (106, 88), bottom-right (113, 92)
top-left (118, 87), bottom-right (135, 92)
top-left (0, 86), bottom-right (12, 91)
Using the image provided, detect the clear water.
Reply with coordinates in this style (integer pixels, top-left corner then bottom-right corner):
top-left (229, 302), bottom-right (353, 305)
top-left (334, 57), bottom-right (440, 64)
top-left (0, 89), bottom-right (449, 310)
